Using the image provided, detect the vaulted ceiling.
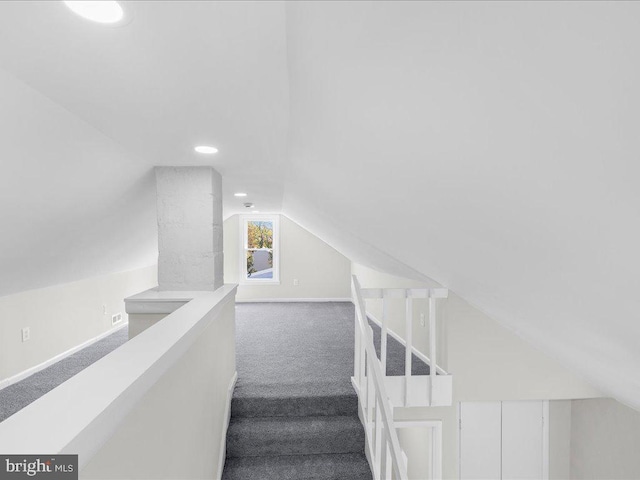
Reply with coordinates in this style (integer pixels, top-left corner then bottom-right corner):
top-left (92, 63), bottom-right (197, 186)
top-left (1, 2), bottom-right (639, 409)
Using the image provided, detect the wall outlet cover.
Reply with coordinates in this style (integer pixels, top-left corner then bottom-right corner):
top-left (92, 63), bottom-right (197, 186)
top-left (21, 327), bottom-right (30, 342)
top-left (420, 313), bottom-right (426, 327)
top-left (293, 278), bottom-right (299, 286)
top-left (112, 313), bottom-right (123, 325)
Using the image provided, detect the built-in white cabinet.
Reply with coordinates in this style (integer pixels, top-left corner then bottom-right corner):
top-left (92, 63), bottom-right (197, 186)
top-left (459, 401), bottom-right (548, 480)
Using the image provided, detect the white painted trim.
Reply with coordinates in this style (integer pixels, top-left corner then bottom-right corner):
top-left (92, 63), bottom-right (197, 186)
top-left (124, 288), bottom-right (211, 314)
top-left (239, 214), bottom-right (280, 284)
top-left (366, 311), bottom-right (448, 375)
top-left (236, 297), bottom-right (352, 303)
top-left (217, 371), bottom-right (238, 480)
top-left (542, 400), bottom-right (550, 480)
top-left (0, 322), bottom-right (129, 391)
top-left (458, 402), bottom-right (462, 480)
top-left (361, 288), bottom-right (449, 300)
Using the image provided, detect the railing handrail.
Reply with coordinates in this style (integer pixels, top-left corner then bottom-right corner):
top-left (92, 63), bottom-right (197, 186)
top-left (359, 287), bottom-right (448, 300)
top-left (352, 275), bottom-right (408, 480)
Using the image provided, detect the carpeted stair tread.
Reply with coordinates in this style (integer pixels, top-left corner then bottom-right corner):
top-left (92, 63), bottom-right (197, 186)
top-left (226, 415), bottom-right (365, 458)
top-left (222, 453), bottom-right (372, 480)
top-left (231, 381), bottom-right (358, 417)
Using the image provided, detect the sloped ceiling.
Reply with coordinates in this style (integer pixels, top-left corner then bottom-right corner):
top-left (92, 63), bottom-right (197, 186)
top-left (0, 1), bottom-right (289, 294)
top-left (0, 2), bottom-right (639, 409)
top-left (283, 1), bottom-right (640, 410)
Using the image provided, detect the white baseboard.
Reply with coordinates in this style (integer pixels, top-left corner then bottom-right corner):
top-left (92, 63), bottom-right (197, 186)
top-left (0, 322), bottom-right (129, 391)
top-left (217, 371), bottom-right (238, 480)
top-left (236, 297), bottom-right (352, 303)
top-left (365, 311), bottom-right (448, 375)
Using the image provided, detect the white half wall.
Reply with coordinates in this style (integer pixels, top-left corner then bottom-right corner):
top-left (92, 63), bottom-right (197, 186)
top-left (224, 214), bottom-right (351, 301)
top-left (0, 265), bottom-right (157, 383)
top-left (80, 295), bottom-right (236, 480)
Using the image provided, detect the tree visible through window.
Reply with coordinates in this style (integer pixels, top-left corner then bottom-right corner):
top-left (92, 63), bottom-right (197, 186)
top-left (242, 216), bottom-right (279, 282)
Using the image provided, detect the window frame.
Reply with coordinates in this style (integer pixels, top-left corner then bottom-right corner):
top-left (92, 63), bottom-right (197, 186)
top-left (239, 214), bottom-right (280, 285)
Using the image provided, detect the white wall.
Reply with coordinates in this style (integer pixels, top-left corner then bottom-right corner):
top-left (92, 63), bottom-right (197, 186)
top-left (80, 296), bottom-right (236, 480)
top-left (353, 262), bottom-right (602, 479)
top-left (224, 214), bottom-right (351, 300)
top-left (549, 400), bottom-right (572, 480)
top-left (0, 265), bottom-right (157, 382)
top-left (397, 427), bottom-right (433, 480)
top-left (353, 262), bottom-right (601, 401)
top-left (570, 398), bottom-right (640, 479)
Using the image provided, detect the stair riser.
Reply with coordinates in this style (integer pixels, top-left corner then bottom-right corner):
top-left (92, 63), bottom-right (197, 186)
top-left (226, 433), bottom-right (365, 457)
top-left (231, 395), bottom-right (358, 418)
top-left (222, 453), bottom-right (372, 480)
top-left (227, 419), bottom-right (365, 458)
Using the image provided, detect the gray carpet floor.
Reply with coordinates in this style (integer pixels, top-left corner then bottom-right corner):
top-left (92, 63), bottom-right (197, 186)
top-left (224, 302), bottom-right (429, 480)
top-left (1, 301), bottom-right (428, 479)
top-left (0, 327), bottom-right (128, 423)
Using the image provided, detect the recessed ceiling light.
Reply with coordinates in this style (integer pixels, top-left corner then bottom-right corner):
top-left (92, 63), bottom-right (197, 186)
top-left (234, 193), bottom-right (247, 197)
top-left (194, 145), bottom-right (218, 154)
top-left (64, 1), bottom-right (124, 24)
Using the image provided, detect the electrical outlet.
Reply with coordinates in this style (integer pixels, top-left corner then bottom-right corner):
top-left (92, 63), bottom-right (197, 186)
top-left (112, 313), bottom-right (123, 325)
top-left (420, 313), bottom-right (426, 327)
top-left (103, 304), bottom-right (108, 315)
top-left (293, 278), bottom-right (299, 286)
top-left (21, 327), bottom-right (30, 342)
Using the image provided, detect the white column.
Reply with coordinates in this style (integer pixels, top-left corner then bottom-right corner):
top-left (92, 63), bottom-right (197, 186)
top-left (155, 166), bottom-right (223, 291)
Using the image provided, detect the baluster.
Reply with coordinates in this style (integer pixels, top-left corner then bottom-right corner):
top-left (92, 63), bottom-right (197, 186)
top-left (385, 438), bottom-right (393, 479)
top-left (353, 309), bottom-right (360, 382)
top-left (429, 293), bottom-right (436, 406)
top-left (359, 316), bottom-right (366, 392)
top-left (375, 395), bottom-right (382, 478)
top-left (366, 352), bottom-right (374, 435)
top-left (354, 310), bottom-right (361, 386)
top-left (404, 294), bottom-right (413, 406)
top-left (381, 294), bottom-right (388, 376)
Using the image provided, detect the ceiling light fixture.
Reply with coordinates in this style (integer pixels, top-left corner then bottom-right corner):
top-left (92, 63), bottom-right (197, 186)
top-left (234, 193), bottom-right (247, 197)
top-left (64, 1), bottom-right (124, 24)
top-left (194, 145), bottom-right (218, 154)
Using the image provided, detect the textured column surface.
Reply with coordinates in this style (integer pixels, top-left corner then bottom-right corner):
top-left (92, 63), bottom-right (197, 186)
top-left (155, 166), bottom-right (223, 291)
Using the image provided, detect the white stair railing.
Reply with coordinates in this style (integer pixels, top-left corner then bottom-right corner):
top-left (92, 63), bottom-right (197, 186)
top-left (357, 284), bottom-right (450, 407)
top-left (352, 275), bottom-right (409, 480)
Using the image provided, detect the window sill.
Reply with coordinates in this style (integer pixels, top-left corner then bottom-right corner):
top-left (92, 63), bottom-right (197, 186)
top-left (239, 280), bottom-right (281, 286)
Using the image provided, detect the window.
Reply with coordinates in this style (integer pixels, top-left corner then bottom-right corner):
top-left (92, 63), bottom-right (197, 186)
top-left (240, 215), bottom-right (279, 284)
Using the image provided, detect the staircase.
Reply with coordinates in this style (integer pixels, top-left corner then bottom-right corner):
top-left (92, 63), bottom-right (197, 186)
top-left (222, 383), bottom-right (371, 479)
top-left (221, 302), bottom-right (372, 480)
